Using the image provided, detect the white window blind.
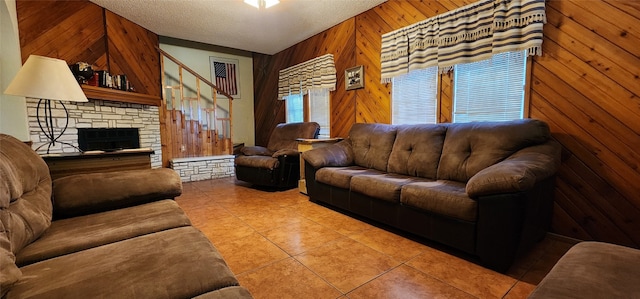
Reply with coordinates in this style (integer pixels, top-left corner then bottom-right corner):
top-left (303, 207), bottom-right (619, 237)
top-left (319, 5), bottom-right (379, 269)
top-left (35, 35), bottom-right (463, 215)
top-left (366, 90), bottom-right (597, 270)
top-left (453, 50), bottom-right (526, 123)
top-left (285, 93), bottom-right (303, 123)
top-left (392, 67), bottom-right (438, 124)
top-left (308, 88), bottom-right (330, 138)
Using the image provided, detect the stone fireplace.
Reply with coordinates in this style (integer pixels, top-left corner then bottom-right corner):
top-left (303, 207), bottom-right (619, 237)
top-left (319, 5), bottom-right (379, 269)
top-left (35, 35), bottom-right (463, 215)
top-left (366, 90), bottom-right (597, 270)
top-left (26, 98), bottom-right (162, 168)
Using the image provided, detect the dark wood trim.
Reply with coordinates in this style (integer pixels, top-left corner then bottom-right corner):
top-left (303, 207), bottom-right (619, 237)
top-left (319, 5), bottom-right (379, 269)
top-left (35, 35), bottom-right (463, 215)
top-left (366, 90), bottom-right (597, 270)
top-left (42, 149), bottom-right (153, 180)
top-left (81, 85), bottom-right (161, 106)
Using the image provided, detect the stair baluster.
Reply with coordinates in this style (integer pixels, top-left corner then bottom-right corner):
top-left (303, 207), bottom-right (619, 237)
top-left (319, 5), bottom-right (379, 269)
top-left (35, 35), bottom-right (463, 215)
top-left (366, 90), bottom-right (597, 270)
top-left (157, 48), bottom-right (234, 167)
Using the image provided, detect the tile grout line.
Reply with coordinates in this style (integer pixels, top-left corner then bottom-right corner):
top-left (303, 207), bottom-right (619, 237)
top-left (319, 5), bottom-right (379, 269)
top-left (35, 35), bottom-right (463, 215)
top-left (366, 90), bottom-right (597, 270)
top-left (402, 260), bottom-right (479, 299)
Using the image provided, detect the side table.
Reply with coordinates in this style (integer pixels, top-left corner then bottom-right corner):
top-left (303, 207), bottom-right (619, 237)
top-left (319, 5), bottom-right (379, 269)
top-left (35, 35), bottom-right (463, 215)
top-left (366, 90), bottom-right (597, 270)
top-left (296, 138), bottom-right (343, 194)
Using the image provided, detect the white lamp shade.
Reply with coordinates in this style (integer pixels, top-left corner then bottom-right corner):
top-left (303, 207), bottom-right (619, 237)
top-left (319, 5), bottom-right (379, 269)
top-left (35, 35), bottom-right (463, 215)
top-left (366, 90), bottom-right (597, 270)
top-left (4, 55), bottom-right (88, 102)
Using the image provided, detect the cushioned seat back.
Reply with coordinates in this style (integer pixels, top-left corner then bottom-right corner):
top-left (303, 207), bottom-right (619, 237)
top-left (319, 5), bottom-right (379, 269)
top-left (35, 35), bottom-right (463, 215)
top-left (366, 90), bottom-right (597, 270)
top-left (388, 124), bottom-right (447, 179)
top-left (349, 123), bottom-right (397, 172)
top-left (437, 119), bottom-right (551, 182)
top-left (0, 134), bottom-right (53, 254)
top-left (266, 122), bottom-right (320, 152)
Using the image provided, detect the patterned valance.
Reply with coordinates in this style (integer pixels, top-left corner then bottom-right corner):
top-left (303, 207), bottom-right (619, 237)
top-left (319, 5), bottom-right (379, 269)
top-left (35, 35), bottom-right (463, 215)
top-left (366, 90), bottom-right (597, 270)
top-left (381, 0), bottom-right (546, 82)
top-left (278, 54), bottom-right (336, 100)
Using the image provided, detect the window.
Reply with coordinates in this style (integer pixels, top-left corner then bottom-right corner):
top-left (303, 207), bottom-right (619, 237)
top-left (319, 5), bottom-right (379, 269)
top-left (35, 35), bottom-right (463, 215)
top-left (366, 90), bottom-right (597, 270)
top-left (308, 89), bottom-right (330, 138)
top-left (285, 93), bottom-right (303, 123)
top-left (392, 67), bottom-right (438, 124)
top-left (285, 89), bottom-right (331, 138)
top-left (453, 50), bottom-right (527, 123)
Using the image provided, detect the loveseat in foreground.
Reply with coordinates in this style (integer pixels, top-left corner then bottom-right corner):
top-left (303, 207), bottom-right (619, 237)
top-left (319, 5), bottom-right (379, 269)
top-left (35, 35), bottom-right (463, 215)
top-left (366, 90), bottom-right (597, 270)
top-left (0, 134), bottom-right (252, 298)
top-left (302, 119), bottom-right (561, 272)
top-left (528, 241), bottom-right (640, 298)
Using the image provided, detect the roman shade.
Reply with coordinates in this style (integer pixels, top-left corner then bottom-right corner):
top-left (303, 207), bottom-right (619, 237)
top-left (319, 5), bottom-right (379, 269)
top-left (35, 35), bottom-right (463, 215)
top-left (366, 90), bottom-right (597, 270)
top-left (380, 0), bottom-right (546, 82)
top-left (278, 54), bottom-right (337, 100)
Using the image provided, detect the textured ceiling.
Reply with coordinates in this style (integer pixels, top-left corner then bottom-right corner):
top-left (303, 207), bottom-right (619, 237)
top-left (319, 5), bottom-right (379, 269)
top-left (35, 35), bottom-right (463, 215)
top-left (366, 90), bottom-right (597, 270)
top-left (90, 0), bottom-right (387, 55)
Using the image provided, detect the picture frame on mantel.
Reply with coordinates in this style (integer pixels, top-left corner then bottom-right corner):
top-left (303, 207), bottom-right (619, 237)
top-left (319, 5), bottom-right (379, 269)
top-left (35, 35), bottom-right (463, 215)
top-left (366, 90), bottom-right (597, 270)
top-left (345, 65), bottom-right (364, 90)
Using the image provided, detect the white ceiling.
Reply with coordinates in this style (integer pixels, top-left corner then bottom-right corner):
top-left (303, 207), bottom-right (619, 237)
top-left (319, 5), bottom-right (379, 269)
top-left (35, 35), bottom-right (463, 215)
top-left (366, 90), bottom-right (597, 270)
top-left (89, 0), bottom-right (387, 55)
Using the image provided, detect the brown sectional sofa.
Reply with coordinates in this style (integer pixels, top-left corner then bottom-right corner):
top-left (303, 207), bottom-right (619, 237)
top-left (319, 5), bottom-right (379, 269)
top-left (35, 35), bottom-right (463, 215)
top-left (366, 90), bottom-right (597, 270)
top-left (302, 119), bottom-right (561, 272)
top-left (0, 134), bottom-right (252, 298)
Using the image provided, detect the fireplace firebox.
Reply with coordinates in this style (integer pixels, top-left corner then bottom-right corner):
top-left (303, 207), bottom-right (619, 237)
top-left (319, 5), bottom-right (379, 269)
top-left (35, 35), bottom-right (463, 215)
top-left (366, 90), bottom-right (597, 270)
top-left (78, 128), bottom-right (140, 151)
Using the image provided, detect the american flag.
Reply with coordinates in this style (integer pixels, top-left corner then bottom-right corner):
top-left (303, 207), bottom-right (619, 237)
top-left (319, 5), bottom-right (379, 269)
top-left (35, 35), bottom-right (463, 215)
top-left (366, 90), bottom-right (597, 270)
top-left (214, 61), bottom-right (237, 95)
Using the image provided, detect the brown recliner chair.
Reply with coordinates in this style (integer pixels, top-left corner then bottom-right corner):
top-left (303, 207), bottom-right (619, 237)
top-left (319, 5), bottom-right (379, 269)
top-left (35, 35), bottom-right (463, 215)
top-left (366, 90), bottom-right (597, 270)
top-left (235, 122), bottom-right (320, 188)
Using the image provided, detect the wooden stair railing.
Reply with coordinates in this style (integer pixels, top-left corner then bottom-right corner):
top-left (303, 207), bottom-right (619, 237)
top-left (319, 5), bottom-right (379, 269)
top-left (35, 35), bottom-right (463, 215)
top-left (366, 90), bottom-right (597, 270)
top-left (157, 47), bottom-right (234, 167)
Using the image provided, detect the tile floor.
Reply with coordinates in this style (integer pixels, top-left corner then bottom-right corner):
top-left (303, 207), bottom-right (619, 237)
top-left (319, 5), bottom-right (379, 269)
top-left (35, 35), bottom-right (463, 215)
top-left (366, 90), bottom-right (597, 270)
top-left (175, 177), bottom-right (576, 299)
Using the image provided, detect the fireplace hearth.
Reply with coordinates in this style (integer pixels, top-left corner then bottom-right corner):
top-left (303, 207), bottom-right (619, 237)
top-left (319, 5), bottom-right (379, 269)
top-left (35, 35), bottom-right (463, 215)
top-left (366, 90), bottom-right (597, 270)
top-left (78, 128), bottom-right (140, 151)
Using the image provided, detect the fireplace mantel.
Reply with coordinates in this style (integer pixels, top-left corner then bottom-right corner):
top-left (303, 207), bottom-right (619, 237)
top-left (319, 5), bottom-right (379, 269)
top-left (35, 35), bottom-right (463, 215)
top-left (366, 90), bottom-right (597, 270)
top-left (81, 85), bottom-right (161, 106)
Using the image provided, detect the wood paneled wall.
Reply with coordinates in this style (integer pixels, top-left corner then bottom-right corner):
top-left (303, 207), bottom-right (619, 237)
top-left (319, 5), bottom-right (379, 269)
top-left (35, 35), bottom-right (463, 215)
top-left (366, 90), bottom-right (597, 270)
top-left (253, 19), bottom-right (357, 146)
top-left (16, 0), bottom-right (160, 97)
top-left (253, 0), bottom-right (640, 247)
top-left (532, 0), bottom-right (640, 247)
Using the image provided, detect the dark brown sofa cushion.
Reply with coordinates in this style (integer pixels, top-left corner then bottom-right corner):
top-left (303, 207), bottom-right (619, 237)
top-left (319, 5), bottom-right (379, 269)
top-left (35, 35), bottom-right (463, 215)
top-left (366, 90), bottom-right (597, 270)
top-left (388, 124), bottom-right (447, 179)
top-left (349, 123), bottom-right (397, 172)
top-left (316, 166), bottom-right (384, 189)
top-left (351, 173), bottom-right (420, 203)
top-left (437, 119), bottom-right (551, 182)
top-left (401, 180), bottom-right (478, 222)
top-left (52, 168), bottom-right (182, 219)
top-left (6, 227), bottom-right (242, 299)
top-left (16, 200), bottom-right (191, 266)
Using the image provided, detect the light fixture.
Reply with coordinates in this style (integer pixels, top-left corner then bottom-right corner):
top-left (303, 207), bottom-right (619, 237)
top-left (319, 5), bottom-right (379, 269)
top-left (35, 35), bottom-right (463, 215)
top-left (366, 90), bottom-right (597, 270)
top-left (244, 0), bottom-right (279, 9)
top-left (4, 55), bottom-right (88, 154)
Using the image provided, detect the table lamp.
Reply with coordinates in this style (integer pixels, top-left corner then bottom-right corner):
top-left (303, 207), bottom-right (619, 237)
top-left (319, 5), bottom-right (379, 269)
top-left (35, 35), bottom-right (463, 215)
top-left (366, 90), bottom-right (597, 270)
top-left (4, 55), bottom-right (88, 153)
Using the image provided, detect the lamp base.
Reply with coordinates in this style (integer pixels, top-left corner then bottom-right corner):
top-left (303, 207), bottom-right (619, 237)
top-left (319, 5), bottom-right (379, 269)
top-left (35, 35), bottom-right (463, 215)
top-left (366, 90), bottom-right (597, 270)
top-left (36, 99), bottom-right (82, 154)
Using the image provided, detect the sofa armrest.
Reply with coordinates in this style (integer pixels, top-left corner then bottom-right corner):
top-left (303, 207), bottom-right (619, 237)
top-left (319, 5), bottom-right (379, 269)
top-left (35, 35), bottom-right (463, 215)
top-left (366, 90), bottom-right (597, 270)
top-left (241, 146), bottom-right (273, 156)
top-left (301, 139), bottom-right (354, 169)
top-left (52, 168), bottom-right (182, 219)
top-left (272, 149), bottom-right (299, 158)
top-left (466, 141), bottom-right (561, 197)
